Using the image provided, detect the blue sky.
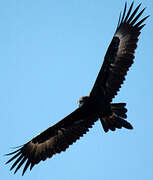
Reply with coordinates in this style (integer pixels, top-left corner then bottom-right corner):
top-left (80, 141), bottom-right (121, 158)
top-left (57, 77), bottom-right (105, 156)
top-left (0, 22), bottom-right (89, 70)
top-left (1, 0), bottom-right (153, 179)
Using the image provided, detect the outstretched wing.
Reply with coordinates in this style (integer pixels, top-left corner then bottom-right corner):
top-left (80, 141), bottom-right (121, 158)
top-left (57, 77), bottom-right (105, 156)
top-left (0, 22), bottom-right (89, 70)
top-left (6, 106), bottom-right (98, 175)
top-left (90, 2), bottom-right (149, 102)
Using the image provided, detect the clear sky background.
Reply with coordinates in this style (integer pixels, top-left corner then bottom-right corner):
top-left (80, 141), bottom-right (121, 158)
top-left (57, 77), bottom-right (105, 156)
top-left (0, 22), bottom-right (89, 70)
top-left (1, 0), bottom-right (153, 179)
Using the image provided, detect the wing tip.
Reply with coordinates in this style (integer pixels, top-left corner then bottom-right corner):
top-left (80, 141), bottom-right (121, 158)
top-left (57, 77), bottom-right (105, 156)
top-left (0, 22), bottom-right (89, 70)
top-left (118, 1), bottom-right (148, 29)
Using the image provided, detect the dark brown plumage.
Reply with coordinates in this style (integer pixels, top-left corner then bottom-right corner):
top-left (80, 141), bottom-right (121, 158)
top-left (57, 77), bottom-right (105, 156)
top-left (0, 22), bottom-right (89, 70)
top-left (6, 2), bottom-right (148, 175)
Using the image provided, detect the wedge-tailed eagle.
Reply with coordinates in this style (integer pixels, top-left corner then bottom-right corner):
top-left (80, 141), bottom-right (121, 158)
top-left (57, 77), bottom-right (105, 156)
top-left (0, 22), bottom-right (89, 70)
top-left (6, 2), bottom-right (149, 175)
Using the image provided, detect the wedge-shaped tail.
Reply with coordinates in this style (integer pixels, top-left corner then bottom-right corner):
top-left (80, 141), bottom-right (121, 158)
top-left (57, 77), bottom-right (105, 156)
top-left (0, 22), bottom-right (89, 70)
top-left (100, 103), bottom-right (133, 132)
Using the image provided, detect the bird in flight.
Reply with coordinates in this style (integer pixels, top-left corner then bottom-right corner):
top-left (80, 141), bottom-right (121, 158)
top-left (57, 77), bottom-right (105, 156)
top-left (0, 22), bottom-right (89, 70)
top-left (6, 2), bottom-right (149, 175)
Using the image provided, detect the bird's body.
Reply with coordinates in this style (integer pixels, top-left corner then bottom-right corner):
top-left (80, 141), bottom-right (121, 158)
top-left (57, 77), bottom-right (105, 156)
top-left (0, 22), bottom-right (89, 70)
top-left (6, 2), bottom-right (149, 175)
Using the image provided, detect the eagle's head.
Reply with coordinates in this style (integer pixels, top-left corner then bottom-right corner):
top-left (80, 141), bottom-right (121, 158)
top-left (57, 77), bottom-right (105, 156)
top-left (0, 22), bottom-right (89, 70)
top-left (78, 96), bottom-right (89, 107)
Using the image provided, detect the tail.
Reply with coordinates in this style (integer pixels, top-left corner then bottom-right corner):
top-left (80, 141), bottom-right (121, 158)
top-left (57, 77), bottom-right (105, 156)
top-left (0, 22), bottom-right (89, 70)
top-left (100, 103), bottom-right (133, 132)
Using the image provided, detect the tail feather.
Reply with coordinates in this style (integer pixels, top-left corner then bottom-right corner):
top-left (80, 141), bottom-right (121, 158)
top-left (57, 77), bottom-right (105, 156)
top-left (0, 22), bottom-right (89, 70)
top-left (100, 103), bottom-right (133, 132)
top-left (111, 103), bottom-right (127, 118)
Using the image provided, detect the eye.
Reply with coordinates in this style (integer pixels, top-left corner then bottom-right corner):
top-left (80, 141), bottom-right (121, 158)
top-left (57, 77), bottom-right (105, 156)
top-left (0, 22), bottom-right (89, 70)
top-left (78, 100), bottom-right (83, 107)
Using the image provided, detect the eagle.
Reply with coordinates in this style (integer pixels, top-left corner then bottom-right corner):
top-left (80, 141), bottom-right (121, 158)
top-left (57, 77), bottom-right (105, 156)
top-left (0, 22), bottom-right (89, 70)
top-left (6, 2), bottom-right (148, 175)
